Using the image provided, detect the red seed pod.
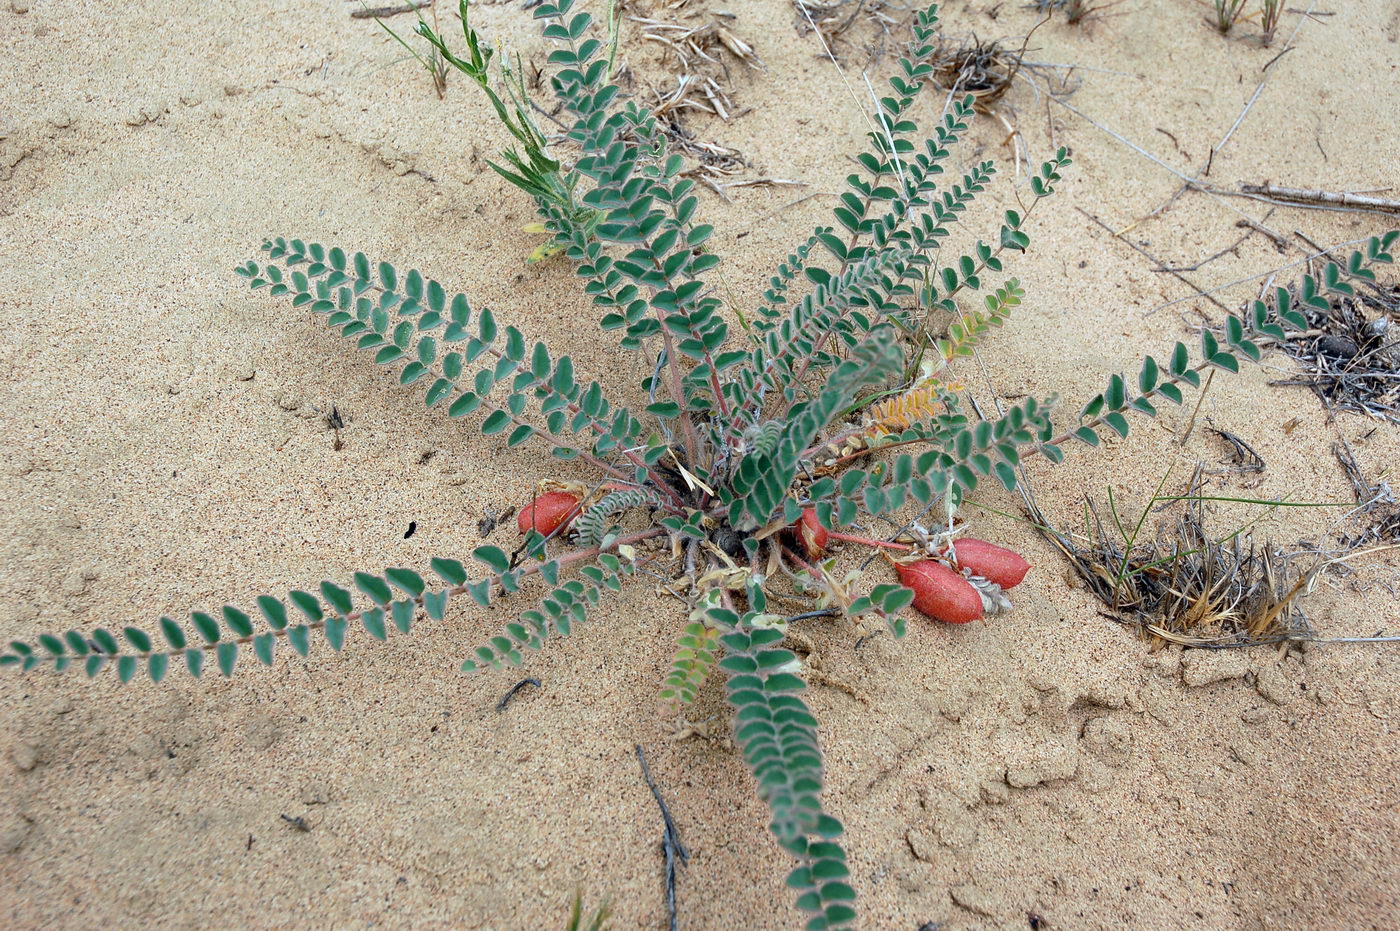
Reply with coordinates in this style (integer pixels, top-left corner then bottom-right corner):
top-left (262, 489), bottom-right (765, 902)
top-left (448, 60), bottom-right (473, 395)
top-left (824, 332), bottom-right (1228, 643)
top-left (794, 507), bottom-right (830, 559)
top-left (517, 491), bottom-right (583, 536)
top-left (895, 559), bottom-right (984, 624)
top-left (952, 537), bottom-right (1030, 589)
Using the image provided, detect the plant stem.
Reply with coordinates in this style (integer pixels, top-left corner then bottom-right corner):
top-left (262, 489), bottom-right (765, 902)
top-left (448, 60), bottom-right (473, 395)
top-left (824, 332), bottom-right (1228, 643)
top-left (801, 432), bottom-right (932, 465)
top-left (826, 530), bottom-right (914, 552)
top-left (653, 321), bottom-right (701, 468)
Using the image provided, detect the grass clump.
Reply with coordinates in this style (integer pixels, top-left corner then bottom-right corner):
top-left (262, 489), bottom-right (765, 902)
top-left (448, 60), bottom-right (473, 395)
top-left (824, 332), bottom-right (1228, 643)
top-left (1026, 466), bottom-right (1315, 648)
top-left (1212, 0), bottom-right (1247, 34)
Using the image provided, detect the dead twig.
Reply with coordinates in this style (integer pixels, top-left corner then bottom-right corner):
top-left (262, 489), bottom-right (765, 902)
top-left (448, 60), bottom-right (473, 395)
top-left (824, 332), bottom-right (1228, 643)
top-left (1155, 223), bottom-right (1258, 273)
top-left (628, 12), bottom-right (765, 196)
top-left (1178, 369), bottom-right (1216, 446)
top-left (351, 0), bottom-right (431, 19)
top-left (1235, 183), bottom-right (1400, 216)
top-left (1076, 207), bottom-right (1232, 314)
top-left (496, 676), bottom-right (541, 711)
top-left (1332, 439), bottom-right (1400, 545)
top-left (1147, 233), bottom-right (1377, 316)
top-left (1210, 426), bottom-right (1265, 474)
top-left (636, 744), bottom-right (688, 931)
top-left (1043, 90), bottom-right (1288, 242)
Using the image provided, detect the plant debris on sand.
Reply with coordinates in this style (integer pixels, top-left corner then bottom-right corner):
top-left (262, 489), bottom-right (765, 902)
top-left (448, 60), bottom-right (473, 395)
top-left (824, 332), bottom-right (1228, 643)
top-left (1024, 466), bottom-right (1315, 648)
top-left (1333, 439), bottom-right (1400, 546)
top-left (1272, 284), bottom-right (1400, 423)
top-left (626, 7), bottom-right (776, 195)
top-left (930, 33), bottom-right (1026, 110)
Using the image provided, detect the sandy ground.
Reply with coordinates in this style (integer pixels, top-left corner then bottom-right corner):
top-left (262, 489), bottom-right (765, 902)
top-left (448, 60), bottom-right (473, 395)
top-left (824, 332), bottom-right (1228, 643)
top-left (2, 0), bottom-right (1399, 927)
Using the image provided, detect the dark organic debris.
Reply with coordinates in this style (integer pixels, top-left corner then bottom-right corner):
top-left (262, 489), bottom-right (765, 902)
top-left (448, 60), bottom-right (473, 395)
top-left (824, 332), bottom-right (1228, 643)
top-left (636, 743), bottom-right (688, 931)
top-left (794, 0), bottom-right (909, 60)
top-left (1209, 426), bottom-right (1265, 474)
top-left (478, 505), bottom-right (516, 538)
top-left (1333, 439), bottom-right (1400, 546)
top-left (1238, 183), bottom-right (1400, 216)
top-left (326, 404), bottom-right (346, 451)
top-left (930, 34), bottom-right (1024, 110)
top-left (496, 676), bottom-right (542, 712)
top-left (1271, 285), bottom-right (1400, 423)
top-left (626, 13), bottom-right (786, 197)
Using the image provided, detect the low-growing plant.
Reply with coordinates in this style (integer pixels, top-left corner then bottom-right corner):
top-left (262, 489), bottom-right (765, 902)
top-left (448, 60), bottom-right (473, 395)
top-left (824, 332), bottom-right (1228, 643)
top-left (1025, 463), bottom-right (1324, 647)
top-left (1030, 0), bottom-right (1115, 27)
top-left (1259, 0), bottom-right (1283, 44)
top-left (1211, 0), bottom-right (1247, 34)
top-left (565, 888), bottom-right (612, 931)
top-left (4, 2), bottom-right (1395, 927)
top-left (369, 1), bottom-right (451, 99)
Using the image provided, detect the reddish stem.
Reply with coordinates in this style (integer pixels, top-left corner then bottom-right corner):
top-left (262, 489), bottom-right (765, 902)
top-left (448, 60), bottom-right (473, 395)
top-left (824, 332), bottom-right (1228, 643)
top-left (826, 530), bottom-right (914, 552)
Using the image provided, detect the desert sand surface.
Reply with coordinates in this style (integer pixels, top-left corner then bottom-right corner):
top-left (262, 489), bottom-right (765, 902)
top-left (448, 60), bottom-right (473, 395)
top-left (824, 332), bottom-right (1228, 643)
top-left (3, 0), bottom-right (1399, 928)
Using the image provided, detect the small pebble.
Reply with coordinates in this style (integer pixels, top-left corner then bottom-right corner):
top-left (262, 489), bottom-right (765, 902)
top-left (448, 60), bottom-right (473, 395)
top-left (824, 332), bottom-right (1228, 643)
top-left (11, 742), bottom-right (39, 772)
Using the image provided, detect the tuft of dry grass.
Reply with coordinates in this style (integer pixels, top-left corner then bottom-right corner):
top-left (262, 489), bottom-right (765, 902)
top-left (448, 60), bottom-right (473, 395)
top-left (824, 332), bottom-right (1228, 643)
top-left (635, 14), bottom-right (765, 76)
top-left (1024, 466), bottom-right (1315, 648)
top-left (1028, 0), bottom-right (1122, 27)
top-left (793, 0), bottom-right (914, 67)
top-left (625, 8), bottom-right (774, 195)
top-left (632, 10), bottom-right (763, 123)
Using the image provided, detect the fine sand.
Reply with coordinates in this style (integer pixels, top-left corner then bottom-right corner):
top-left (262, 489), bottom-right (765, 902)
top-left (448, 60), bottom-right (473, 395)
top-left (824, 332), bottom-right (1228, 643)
top-left (3, 0), bottom-right (1399, 927)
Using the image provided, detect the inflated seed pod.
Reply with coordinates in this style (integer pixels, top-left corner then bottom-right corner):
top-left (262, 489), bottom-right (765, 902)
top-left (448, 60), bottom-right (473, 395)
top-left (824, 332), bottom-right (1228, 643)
top-left (793, 507), bottom-right (830, 559)
top-left (952, 538), bottom-right (1030, 589)
top-left (895, 559), bottom-right (984, 624)
top-left (517, 491), bottom-right (583, 536)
